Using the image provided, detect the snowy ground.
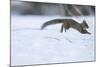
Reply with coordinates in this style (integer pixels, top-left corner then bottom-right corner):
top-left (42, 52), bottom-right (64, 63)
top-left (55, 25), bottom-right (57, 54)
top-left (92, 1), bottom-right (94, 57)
top-left (11, 15), bottom-right (95, 66)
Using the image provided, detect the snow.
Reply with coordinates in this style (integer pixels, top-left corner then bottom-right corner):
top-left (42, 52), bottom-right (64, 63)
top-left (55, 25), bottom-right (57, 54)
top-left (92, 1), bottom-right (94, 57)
top-left (11, 15), bottom-right (95, 66)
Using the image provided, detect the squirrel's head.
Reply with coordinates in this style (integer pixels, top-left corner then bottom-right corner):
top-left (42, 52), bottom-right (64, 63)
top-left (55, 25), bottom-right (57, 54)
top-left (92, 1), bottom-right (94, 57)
top-left (81, 20), bottom-right (89, 29)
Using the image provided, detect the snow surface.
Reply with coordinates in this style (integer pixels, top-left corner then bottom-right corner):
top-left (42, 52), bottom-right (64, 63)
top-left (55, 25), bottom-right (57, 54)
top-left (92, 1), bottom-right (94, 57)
top-left (11, 15), bottom-right (95, 66)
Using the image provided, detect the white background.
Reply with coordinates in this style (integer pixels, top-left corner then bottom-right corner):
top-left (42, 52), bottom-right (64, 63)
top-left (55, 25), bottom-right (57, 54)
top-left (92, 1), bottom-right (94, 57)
top-left (0, 0), bottom-right (99, 67)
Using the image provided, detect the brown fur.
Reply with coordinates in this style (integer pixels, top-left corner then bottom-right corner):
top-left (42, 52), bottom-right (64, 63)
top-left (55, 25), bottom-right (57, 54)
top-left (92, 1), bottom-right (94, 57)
top-left (41, 19), bottom-right (91, 34)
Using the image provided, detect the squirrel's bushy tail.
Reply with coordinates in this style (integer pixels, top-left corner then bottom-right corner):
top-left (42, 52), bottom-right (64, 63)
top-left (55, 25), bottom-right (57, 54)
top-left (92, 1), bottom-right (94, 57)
top-left (41, 19), bottom-right (64, 29)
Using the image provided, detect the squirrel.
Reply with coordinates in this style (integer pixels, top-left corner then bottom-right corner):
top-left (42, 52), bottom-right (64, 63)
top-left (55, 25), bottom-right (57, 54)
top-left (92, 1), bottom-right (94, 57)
top-left (41, 19), bottom-right (91, 34)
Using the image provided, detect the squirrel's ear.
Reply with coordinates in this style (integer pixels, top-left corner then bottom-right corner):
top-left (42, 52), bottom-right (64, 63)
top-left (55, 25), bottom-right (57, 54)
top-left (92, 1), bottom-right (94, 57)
top-left (83, 20), bottom-right (86, 23)
top-left (82, 20), bottom-right (89, 28)
top-left (81, 20), bottom-right (89, 28)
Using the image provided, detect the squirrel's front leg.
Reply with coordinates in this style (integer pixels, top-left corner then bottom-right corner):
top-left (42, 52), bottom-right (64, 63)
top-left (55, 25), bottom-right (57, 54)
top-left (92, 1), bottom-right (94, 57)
top-left (60, 24), bottom-right (64, 33)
